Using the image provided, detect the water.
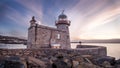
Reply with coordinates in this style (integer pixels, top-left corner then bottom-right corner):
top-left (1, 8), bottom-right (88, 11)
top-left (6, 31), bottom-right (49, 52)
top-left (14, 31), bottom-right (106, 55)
top-left (0, 44), bottom-right (27, 49)
top-left (71, 43), bottom-right (120, 59)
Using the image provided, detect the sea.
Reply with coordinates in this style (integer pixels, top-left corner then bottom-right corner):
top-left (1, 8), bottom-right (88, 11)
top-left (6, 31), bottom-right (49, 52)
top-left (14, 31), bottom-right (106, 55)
top-left (0, 44), bottom-right (27, 49)
top-left (71, 43), bottom-right (120, 59)
top-left (0, 43), bottom-right (120, 59)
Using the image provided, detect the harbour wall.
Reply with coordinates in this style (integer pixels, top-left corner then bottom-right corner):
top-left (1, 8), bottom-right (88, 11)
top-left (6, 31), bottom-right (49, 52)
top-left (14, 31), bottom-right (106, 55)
top-left (0, 45), bottom-right (107, 58)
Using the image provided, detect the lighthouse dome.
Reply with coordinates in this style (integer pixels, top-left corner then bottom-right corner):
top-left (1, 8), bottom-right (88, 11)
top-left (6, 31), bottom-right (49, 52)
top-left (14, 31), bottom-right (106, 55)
top-left (58, 14), bottom-right (67, 19)
top-left (58, 10), bottom-right (67, 19)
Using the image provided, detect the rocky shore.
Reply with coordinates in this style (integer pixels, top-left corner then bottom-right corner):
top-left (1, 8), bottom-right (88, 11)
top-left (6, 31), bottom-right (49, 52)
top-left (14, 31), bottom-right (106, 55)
top-left (0, 54), bottom-right (120, 68)
top-left (0, 48), bottom-right (119, 68)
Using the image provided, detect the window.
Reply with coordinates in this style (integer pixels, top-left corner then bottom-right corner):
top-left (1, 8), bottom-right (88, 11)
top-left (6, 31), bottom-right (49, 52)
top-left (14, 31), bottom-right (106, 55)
top-left (57, 34), bottom-right (60, 39)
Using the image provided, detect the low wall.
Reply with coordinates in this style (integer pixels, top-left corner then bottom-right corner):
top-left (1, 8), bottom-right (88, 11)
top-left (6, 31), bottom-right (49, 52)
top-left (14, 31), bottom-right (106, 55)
top-left (0, 45), bottom-right (107, 58)
top-left (76, 45), bottom-right (107, 57)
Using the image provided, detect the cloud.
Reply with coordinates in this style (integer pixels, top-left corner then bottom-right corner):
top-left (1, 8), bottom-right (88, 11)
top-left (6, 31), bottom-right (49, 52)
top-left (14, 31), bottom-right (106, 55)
top-left (67, 0), bottom-right (120, 40)
top-left (0, 0), bottom-right (120, 39)
top-left (5, 6), bottom-right (29, 26)
top-left (16, 0), bottom-right (43, 21)
top-left (16, 0), bottom-right (42, 16)
top-left (4, 0), bottom-right (43, 27)
top-left (0, 0), bottom-right (44, 38)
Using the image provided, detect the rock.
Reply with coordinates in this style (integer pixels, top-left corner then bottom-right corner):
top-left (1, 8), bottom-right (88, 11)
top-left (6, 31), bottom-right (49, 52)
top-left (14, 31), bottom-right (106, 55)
top-left (27, 57), bottom-right (46, 68)
top-left (50, 57), bottom-right (57, 62)
top-left (116, 65), bottom-right (120, 68)
top-left (72, 60), bottom-right (79, 68)
top-left (63, 58), bottom-right (72, 68)
top-left (115, 59), bottom-right (120, 68)
top-left (4, 56), bottom-right (25, 68)
top-left (68, 54), bottom-right (74, 57)
top-left (52, 60), bottom-right (68, 68)
top-left (95, 56), bottom-right (115, 66)
top-left (77, 62), bottom-right (101, 68)
top-left (56, 53), bottom-right (64, 60)
top-left (0, 61), bottom-right (5, 68)
top-left (102, 61), bottom-right (114, 68)
top-left (4, 61), bottom-right (25, 68)
top-left (73, 56), bottom-right (84, 63)
top-left (81, 55), bottom-right (92, 59)
top-left (50, 57), bottom-right (57, 66)
top-left (116, 59), bottom-right (120, 64)
top-left (41, 57), bottom-right (49, 61)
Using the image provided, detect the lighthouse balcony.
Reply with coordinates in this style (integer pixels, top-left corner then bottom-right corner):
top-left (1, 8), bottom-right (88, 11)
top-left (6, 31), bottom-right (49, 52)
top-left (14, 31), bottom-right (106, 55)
top-left (55, 20), bottom-right (70, 26)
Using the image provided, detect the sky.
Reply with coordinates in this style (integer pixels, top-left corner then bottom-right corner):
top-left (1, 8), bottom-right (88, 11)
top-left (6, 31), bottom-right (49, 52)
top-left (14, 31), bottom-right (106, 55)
top-left (0, 0), bottom-right (120, 40)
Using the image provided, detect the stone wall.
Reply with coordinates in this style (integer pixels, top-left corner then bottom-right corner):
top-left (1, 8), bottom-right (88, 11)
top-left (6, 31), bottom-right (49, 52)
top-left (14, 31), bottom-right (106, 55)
top-left (28, 24), bottom-right (70, 49)
top-left (28, 26), bottom-right (36, 48)
top-left (0, 46), bottom-right (106, 58)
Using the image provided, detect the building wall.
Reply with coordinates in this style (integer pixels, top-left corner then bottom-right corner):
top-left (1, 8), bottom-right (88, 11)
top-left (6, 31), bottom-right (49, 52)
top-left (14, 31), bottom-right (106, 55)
top-left (27, 26), bottom-right (36, 48)
top-left (56, 24), bottom-right (71, 48)
top-left (28, 24), bottom-right (70, 49)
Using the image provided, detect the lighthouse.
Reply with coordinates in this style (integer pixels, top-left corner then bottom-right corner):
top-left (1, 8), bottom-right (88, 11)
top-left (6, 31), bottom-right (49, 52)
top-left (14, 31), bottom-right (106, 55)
top-left (55, 11), bottom-right (71, 48)
top-left (28, 11), bottom-right (71, 49)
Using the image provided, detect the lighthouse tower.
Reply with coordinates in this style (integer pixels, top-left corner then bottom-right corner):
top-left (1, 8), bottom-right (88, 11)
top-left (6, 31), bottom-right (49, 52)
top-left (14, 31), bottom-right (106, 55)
top-left (55, 11), bottom-right (71, 48)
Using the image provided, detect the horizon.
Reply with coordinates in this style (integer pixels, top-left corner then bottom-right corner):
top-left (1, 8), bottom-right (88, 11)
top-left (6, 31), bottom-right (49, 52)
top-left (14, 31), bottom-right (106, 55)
top-left (0, 0), bottom-right (120, 40)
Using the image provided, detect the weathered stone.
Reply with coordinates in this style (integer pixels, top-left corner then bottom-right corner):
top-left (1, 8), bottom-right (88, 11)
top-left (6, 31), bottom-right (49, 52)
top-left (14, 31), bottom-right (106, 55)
top-left (116, 59), bottom-right (120, 64)
top-left (52, 60), bottom-right (68, 68)
top-left (50, 57), bottom-right (57, 62)
top-left (81, 55), bottom-right (93, 59)
top-left (73, 56), bottom-right (84, 63)
top-left (4, 56), bottom-right (25, 68)
top-left (27, 57), bottom-right (46, 68)
top-left (72, 60), bottom-right (79, 68)
top-left (116, 65), bottom-right (120, 68)
top-left (102, 61), bottom-right (114, 68)
top-left (95, 56), bottom-right (115, 66)
top-left (0, 48), bottom-right (108, 68)
top-left (64, 58), bottom-right (72, 68)
top-left (77, 62), bottom-right (101, 68)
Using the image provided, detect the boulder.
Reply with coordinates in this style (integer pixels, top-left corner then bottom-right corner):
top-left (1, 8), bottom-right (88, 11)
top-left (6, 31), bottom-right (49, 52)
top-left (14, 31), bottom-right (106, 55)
top-left (77, 62), bottom-right (101, 68)
top-left (27, 57), bottom-right (46, 68)
top-left (52, 60), bottom-right (68, 68)
top-left (73, 56), bottom-right (84, 63)
top-left (115, 59), bottom-right (120, 68)
top-left (95, 56), bottom-right (115, 66)
top-left (50, 57), bottom-right (57, 64)
top-left (116, 65), bottom-right (120, 68)
top-left (102, 61), bottom-right (114, 68)
top-left (116, 59), bottom-right (120, 64)
top-left (72, 60), bottom-right (79, 68)
top-left (63, 58), bottom-right (72, 68)
top-left (81, 55), bottom-right (93, 59)
top-left (4, 56), bottom-right (25, 68)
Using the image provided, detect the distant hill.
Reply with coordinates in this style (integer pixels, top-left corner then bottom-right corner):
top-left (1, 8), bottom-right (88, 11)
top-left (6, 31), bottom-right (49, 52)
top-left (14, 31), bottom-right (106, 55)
top-left (0, 35), bottom-right (27, 44)
top-left (71, 39), bottom-right (120, 43)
